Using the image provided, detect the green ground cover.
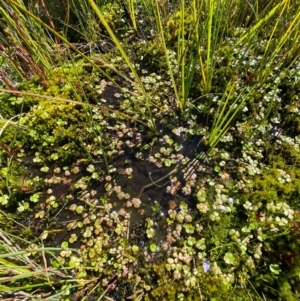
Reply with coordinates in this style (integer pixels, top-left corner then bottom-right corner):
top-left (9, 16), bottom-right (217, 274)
top-left (1, 0), bottom-right (300, 300)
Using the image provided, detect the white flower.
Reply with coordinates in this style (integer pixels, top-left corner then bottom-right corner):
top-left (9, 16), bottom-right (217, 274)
top-left (218, 205), bottom-right (226, 211)
top-left (227, 197), bottom-right (234, 204)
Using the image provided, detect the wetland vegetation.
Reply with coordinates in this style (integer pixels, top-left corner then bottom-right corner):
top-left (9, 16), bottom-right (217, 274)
top-left (1, 0), bottom-right (300, 300)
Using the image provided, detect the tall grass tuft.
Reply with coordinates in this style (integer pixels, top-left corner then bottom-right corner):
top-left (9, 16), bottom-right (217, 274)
top-left (0, 0), bottom-right (63, 88)
top-left (0, 214), bottom-right (79, 296)
top-left (1, 0), bottom-right (300, 146)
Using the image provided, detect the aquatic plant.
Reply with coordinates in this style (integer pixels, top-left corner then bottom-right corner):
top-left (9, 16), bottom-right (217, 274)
top-left (0, 0), bottom-right (300, 300)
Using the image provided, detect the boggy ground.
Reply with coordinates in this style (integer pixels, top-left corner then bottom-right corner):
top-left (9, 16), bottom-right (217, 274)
top-left (2, 73), bottom-right (300, 300)
top-left (1, 23), bottom-right (300, 301)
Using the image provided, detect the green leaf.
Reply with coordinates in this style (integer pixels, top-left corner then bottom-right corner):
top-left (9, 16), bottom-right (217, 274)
top-left (270, 264), bottom-right (281, 275)
top-left (224, 252), bottom-right (237, 265)
top-left (30, 193), bottom-right (40, 203)
top-left (75, 206), bottom-right (84, 214)
top-left (166, 138), bottom-right (174, 145)
top-left (115, 226), bottom-right (122, 235)
top-left (150, 244), bottom-right (157, 252)
top-left (50, 153), bottom-right (59, 160)
top-left (175, 143), bottom-right (181, 151)
top-left (61, 241), bottom-right (69, 248)
top-left (0, 194), bottom-right (9, 205)
top-left (132, 245), bottom-right (139, 253)
top-left (164, 159), bottom-right (172, 167)
top-left (40, 166), bottom-right (49, 172)
top-left (195, 238), bottom-right (206, 250)
top-left (183, 224), bottom-right (195, 234)
top-left (69, 256), bottom-right (80, 268)
top-left (214, 166), bottom-right (221, 173)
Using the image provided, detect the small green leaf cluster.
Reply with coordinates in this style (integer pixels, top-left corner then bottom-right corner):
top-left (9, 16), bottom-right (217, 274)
top-left (21, 101), bottom-right (90, 162)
